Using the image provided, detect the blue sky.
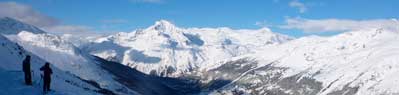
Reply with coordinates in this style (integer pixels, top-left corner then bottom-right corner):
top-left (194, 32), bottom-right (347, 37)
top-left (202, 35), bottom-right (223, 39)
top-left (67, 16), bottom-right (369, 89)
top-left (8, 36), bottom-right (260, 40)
top-left (0, 0), bottom-right (398, 37)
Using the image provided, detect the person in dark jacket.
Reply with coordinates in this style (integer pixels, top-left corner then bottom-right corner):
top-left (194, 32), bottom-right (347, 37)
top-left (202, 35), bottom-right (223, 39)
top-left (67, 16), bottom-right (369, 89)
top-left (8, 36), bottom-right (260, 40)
top-left (23, 55), bottom-right (32, 85)
top-left (40, 62), bottom-right (53, 93)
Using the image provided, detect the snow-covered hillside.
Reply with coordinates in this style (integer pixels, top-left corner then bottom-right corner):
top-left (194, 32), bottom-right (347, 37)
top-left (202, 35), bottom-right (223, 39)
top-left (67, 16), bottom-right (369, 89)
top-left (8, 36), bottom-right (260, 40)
top-left (203, 28), bottom-right (399, 95)
top-left (0, 17), bottom-right (45, 34)
top-left (81, 20), bottom-right (292, 77)
top-left (0, 34), bottom-right (102, 95)
top-left (7, 31), bottom-right (206, 95)
top-left (0, 17), bottom-right (207, 95)
top-left (3, 16), bottom-right (399, 95)
top-left (5, 31), bottom-right (142, 95)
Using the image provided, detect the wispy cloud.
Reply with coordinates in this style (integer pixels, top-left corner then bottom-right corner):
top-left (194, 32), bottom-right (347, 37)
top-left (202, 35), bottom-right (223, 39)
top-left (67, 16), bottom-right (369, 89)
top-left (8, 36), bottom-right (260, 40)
top-left (280, 18), bottom-right (399, 33)
top-left (0, 2), bottom-right (59, 27)
top-left (43, 25), bottom-right (94, 34)
top-left (0, 1), bottom-right (101, 35)
top-left (289, 0), bottom-right (307, 13)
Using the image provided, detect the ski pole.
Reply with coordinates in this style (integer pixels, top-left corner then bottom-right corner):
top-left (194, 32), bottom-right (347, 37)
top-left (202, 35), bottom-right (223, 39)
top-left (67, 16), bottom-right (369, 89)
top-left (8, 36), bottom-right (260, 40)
top-left (39, 74), bottom-right (43, 87)
top-left (31, 70), bottom-right (34, 85)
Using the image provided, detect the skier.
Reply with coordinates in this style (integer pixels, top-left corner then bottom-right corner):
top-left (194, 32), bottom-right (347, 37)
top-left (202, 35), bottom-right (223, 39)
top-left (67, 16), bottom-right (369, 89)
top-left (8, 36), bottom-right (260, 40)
top-left (40, 62), bottom-right (53, 93)
top-left (23, 55), bottom-right (32, 85)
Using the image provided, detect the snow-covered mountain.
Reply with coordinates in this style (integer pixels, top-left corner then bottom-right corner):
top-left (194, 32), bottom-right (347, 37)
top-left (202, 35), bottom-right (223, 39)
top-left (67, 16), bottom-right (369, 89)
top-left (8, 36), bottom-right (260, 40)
top-left (81, 20), bottom-right (293, 77)
top-left (197, 28), bottom-right (399, 95)
top-left (3, 16), bottom-right (399, 95)
top-left (0, 17), bottom-right (138, 94)
top-left (0, 17), bottom-right (203, 95)
top-left (7, 31), bottom-right (203, 95)
top-left (0, 34), bottom-right (102, 94)
top-left (7, 31), bottom-right (137, 94)
top-left (0, 17), bottom-right (45, 34)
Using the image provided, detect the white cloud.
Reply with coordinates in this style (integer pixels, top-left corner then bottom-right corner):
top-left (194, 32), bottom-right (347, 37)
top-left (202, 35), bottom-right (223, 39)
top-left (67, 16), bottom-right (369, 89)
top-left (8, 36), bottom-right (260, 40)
top-left (0, 2), bottom-right (59, 27)
top-left (289, 0), bottom-right (307, 13)
top-left (280, 18), bottom-right (399, 33)
top-left (0, 1), bottom-right (101, 35)
top-left (42, 25), bottom-right (95, 34)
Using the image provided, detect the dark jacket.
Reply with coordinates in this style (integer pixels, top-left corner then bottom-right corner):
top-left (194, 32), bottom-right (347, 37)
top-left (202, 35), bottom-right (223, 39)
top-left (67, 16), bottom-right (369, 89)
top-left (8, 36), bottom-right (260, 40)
top-left (40, 64), bottom-right (53, 79)
top-left (23, 58), bottom-right (30, 72)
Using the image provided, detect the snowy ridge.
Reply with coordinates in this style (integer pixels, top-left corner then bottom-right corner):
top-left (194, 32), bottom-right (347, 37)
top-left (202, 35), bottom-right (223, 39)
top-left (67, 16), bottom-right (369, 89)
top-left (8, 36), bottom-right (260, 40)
top-left (0, 17), bottom-right (45, 34)
top-left (210, 28), bottom-right (399, 95)
top-left (0, 34), bottom-right (98, 95)
top-left (5, 31), bottom-right (138, 94)
top-left (4, 16), bottom-right (399, 94)
top-left (17, 31), bottom-right (79, 55)
top-left (0, 18), bottom-right (203, 95)
top-left (81, 20), bottom-right (293, 77)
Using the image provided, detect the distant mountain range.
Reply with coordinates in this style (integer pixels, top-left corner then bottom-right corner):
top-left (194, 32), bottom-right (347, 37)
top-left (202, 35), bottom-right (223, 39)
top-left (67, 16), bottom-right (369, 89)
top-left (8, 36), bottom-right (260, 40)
top-left (1, 17), bottom-right (399, 95)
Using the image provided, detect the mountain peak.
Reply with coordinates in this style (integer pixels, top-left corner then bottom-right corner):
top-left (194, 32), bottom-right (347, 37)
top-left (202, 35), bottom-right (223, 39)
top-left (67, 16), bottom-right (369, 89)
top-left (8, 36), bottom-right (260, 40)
top-left (156, 20), bottom-right (173, 25)
top-left (149, 20), bottom-right (177, 31)
top-left (258, 27), bottom-right (272, 32)
top-left (0, 17), bottom-right (45, 34)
